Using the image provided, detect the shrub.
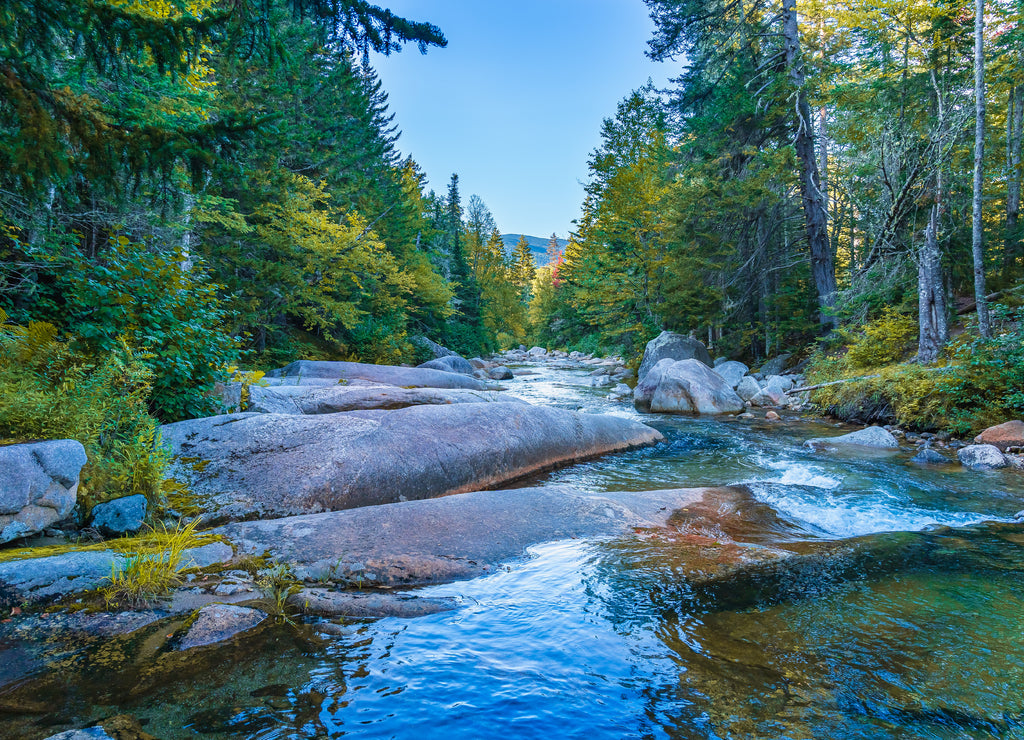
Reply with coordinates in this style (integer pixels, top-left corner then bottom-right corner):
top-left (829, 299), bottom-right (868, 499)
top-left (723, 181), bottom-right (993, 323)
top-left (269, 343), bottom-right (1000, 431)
top-left (0, 312), bottom-right (168, 512)
top-left (846, 308), bottom-right (916, 369)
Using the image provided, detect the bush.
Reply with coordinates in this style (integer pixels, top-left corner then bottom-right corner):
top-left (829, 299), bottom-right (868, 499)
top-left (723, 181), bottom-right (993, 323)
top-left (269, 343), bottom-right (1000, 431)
top-left (0, 313), bottom-right (168, 512)
top-left (846, 308), bottom-right (916, 369)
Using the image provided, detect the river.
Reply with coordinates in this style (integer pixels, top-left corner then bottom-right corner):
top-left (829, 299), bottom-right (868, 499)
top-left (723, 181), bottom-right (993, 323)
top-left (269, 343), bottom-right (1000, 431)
top-left (11, 361), bottom-right (1024, 739)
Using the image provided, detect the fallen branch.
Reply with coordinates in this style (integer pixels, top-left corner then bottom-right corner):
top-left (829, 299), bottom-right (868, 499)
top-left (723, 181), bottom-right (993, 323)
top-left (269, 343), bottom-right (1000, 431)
top-left (790, 375), bottom-right (879, 393)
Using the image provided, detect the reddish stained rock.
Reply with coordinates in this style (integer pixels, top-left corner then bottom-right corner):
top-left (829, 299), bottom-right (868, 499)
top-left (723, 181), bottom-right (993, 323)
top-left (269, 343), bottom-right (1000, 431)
top-left (974, 420), bottom-right (1024, 452)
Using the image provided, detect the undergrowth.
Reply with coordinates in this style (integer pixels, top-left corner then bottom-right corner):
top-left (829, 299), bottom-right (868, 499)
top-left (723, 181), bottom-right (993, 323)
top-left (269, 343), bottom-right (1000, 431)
top-left (806, 305), bottom-right (1024, 434)
top-left (0, 311), bottom-right (168, 512)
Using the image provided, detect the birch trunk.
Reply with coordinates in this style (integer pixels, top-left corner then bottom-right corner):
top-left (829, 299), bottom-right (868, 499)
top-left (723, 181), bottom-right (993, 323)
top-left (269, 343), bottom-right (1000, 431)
top-left (1005, 84), bottom-right (1023, 278)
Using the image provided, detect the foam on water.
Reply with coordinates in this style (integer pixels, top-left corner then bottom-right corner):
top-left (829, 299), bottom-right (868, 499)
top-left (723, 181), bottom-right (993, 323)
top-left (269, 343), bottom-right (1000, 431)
top-left (743, 457), bottom-right (1007, 538)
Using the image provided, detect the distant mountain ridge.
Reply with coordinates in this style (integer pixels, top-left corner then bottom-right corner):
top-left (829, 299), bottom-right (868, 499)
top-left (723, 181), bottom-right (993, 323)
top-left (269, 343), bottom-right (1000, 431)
top-left (500, 234), bottom-right (568, 267)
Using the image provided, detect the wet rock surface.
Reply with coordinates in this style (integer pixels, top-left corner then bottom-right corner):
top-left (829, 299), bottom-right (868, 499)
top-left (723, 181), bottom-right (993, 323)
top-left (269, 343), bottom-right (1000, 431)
top-left (634, 359), bottom-right (744, 415)
top-left (288, 588), bottom-right (458, 618)
top-left (0, 440), bottom-right (87, 543)
top-left (175, 604), bottom-right (267, 650)
top-left (217, 486), bottom-right (717, 585)
top-left (163, 403), bottom-right (663, 523)
top-left (958, 444), bottom-right (1009, 470)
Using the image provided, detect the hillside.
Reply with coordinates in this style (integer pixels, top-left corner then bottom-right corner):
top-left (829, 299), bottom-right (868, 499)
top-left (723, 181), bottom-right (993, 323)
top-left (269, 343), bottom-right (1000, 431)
top-left (500, 234), bottom-right (569, 267)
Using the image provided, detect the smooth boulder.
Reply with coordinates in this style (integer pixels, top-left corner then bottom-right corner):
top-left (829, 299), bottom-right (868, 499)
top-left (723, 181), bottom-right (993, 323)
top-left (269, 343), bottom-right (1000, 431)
top-left (911, 448), bottom-right (950, 465)
top-left (265, 360), bottom-right (491, 391)
top-left (250, 384), bottom-right (515, 414)
top-left (417, 355), bottom-right (474, 375)
top-left (218, 486), bottom-right (725, 585)
top-left (957, 444), bottom-right (1009, 470)
top-left (487, 366), bottom-right (514, 380)
top-left (974, 420), bottom-right (1024, 452)
top-left (634, 359), bottom-right (743, 415)
top-left (637, 331), bottom-right (713, 381)
top-left (0, 440), bottom-right (87, 543)
top-left (162, 403), bottom-right (663, 523)
top-left (759, 354), bottom-right (793, 377)
top-left (714, 361), bottom-right (749, 389)
top-left (735, 375), bottom-right (761, 401)
top-left (805, 426), bottom-right (899, 450)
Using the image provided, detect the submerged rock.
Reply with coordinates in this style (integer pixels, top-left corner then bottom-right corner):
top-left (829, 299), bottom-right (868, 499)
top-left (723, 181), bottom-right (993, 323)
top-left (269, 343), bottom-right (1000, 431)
top-left (176, 604), bottom-right (266, 650)
top-left (805, 426), bottom-right (899, 450)
top-left (957, 444), bottom-right (1009, 470)
top-left (42, 729), bottom-right (114, 740)
top-left (265, 360), bottom-right (491, 390)
top-left (974, 420), bottom-right (1024, 452)
top-left (89, 494), bottom-right (147, 536)
top-left (163, 404), bottom-right (663, 523)
top-left (637, 331), bottom-right (713, 381)
top-left (288, 588), bottom-right (458, 618)
top-left (634, 359), bottom-right (744, 415)
top-left (0, 440), bottom-right (86, 543)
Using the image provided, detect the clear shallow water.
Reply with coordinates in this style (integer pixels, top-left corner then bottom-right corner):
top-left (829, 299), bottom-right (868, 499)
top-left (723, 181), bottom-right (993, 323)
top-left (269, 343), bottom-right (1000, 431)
top-left (8, 363), bottom-right (1024, 740)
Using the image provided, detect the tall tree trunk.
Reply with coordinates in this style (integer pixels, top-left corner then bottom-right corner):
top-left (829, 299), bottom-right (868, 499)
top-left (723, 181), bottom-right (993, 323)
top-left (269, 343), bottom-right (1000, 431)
top-left (972, 0), bottom-right (990, 338)
top-left (918, 204), bottom-right (947, 363)
top-left (1005, 83), bottom-right (1023, 279)
top-left (782, 0), bottom-right (836, 331)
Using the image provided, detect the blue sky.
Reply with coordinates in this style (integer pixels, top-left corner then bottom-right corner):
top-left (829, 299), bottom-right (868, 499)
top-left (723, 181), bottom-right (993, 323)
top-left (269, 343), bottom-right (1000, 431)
top-left (371, 0), bottom-right (675, 239)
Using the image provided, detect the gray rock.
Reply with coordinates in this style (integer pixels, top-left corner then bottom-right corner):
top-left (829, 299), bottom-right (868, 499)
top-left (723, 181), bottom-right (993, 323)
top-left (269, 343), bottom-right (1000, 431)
top-left (162, 404), bottom-right (663, 524)
top-left (0, 541), bottom-right (232, 606)
top-left (288, 588), bottom-right (458, 618)
top-left (418, 355), bottom-right (474, 375)
top-left (527, 346), bottom-right (547, 357)
top-left (487, 366), bottom-right (514, 381)
top-left (294, 386), bottom-right (516, 413)
top-left (911, 448), bottom-right (950, 465)
top-left (638, 331), bottom-right (713, 381)
top-left (750, 386), bottom-right (789, 408)
top-left (735, 375), bottom-right (761, 401)
top-left (411, 336), bottom-right (454, 359)
top-left (265, 360), bottom-right (491, 391)
top-left (634, 359), bottom-right (744, 415)
top-left (246, 384), bottom-right (303, 414)
top-left (89, 494), bottom-right (147, 536)
top-left (176, 604), bottom-right (266, 650)
top-left (0, 440), bottom-right (87, 543)
top-left (759, 354), bottom-right (793, 376)
top-left (218, 486), bottom-right (730, 586)
top-left (805, 426), bottom-right (899, 450)
top-left (214, 380), bottom-right (243, 414)
top-left (713, 356), bottom-right (728, 367)
top-left (957, 444), bottom-right (1009, 470)
top-left (608, 383), bottom-right (632, 400)
top-left (42, 729), bottom-right (113, 740)
top-left (714, 361), bottom-right (749, 389)
top-left (469, 357), bottom-right (488, 369)
top-left (765, 374), bottom-right (794, 393)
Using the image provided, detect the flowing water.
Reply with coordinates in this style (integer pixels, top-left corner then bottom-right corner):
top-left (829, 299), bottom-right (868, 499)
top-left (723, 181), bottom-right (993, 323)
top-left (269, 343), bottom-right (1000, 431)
top-left (6, 363), bottom-right (1024, 740)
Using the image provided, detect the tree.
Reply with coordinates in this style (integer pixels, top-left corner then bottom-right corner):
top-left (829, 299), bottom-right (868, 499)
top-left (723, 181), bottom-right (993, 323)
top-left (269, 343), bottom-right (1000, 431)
top-left (512, 235), bottom-right (537, 300)
top-left (972, 0), bottom-right (991, 338)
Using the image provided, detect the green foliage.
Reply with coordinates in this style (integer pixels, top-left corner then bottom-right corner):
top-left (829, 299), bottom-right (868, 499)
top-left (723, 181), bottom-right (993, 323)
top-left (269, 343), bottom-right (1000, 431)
top-left (806, 306), bottom-right (1024, 434)
top-left (936, 307), bottom-right (1024, 434)
top-left (101, 518), bottom-right (205, 609)
top-left (845, 308), bottom-right (917, 369)
top-left (0, 312), bottom-right (168, 510)
top-left (9, 236), bottom-right (239, 422)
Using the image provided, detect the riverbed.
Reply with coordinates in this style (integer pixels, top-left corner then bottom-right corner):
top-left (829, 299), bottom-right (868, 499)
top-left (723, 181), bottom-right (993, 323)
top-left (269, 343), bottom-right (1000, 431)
top-left (8, 362), bottom-right (1024, 739)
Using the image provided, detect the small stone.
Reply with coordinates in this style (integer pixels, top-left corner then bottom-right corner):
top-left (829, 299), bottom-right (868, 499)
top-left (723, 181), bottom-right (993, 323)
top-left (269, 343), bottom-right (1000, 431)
top-left (738, 412), bottom-right (755, 419)
top-left (911, 448), bottom-right (949, 465)
top-left (765, 411), bottom-right (781, 421)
